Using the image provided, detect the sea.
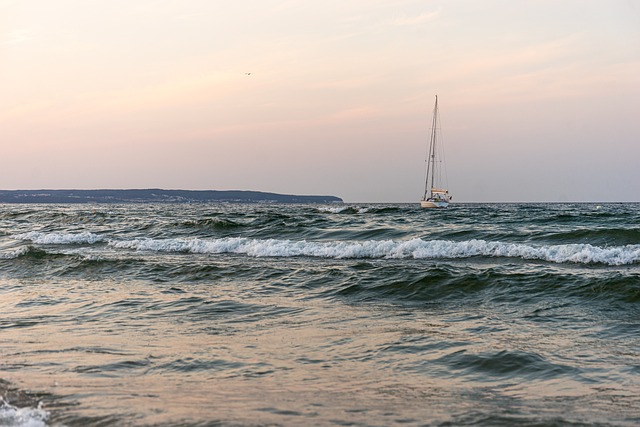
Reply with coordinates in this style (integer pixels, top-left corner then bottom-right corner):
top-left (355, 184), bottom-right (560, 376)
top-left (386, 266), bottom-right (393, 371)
top-left (0, 202), bottom-right (638, 427)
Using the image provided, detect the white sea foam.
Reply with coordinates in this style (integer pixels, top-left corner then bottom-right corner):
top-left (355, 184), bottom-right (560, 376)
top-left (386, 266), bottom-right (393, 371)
top-left (317, 206), bottom-right (369, 214)
top-left (0, 399), bottom-right (49, 427)
top-left (0, 246), bottom-right (30, 259)
top-left (108, 237), bottom-right (640, 265)
top-left (12, 231), bottom-right (104, 245)
top-left (317, 206), bottom-right (344, 214)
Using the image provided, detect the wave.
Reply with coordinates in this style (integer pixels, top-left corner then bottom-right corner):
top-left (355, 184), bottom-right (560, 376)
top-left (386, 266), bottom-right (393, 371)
top-left (0, 246), bottom-right (31, 259)
top-left (533, 228), bottom-right (640, 246)
top-left (316, 206), bottom-right (403, 214)
top-left (317, 206), bottom-right (370, 214)
top-left (108, 237), bottom-right (640, 265)
top-left (0, 245), bottom-right (71, 261)
top-left (333, 265), bottom-right (640, 306)
top-left (177, 218), bottom-right (243, 229)
top-left (8, 226), bottom-right (640, 265)
top-left (8, 229), bottom-right (640, 265)
top-left (0, 399), bottom-right (49, 427)
top-left (13, 231), bottom-right (104, 245)
top-left (434, 349), bottom-right (579, 381)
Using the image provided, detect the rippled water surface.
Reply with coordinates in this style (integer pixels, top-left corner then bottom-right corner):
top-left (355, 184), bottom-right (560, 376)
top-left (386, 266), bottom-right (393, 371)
top-left (1, 203), bottom-right (639, 426)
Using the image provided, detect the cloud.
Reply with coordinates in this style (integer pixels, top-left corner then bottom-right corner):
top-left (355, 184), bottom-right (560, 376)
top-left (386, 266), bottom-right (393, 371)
top-left (3, 29), bottom-right (34, 45)
top-left (330, 106), bottom-right (380, 121)
top-left (390, 10), bottom-right (441, 26)
top-left (308, 74), bottom-right (383, 90)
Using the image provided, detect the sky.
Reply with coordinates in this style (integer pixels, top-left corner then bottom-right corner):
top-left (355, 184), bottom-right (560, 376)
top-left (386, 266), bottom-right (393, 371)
top-left (2, 0), bottom-right (639, 203)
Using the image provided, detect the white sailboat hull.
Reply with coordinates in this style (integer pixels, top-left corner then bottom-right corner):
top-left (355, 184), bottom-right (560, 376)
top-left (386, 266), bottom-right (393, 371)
top-left (420, 200), bottom-right (449, 208)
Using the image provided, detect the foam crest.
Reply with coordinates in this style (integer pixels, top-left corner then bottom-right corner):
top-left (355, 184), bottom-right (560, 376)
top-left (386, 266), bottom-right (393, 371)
top-left (405, 239), bottom-right (640, 265)
top-left (317, 206), bottom-right (369, 214)
top-left (0, 246), bottom-right (30, 259)
top-left (13, 231), bottom-right (104, 245)
top-left (108, 237), bottom-right (640, 265)
top-left (0, 399), bottom-right (49, 427)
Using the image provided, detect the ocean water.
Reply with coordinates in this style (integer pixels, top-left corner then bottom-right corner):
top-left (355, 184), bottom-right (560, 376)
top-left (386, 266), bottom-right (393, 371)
top-left (0, 202), bottom-right (639, 427)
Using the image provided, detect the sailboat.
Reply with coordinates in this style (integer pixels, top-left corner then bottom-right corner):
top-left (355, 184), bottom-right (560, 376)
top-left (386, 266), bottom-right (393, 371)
top-left (420, 95), bottom-right (451, 208)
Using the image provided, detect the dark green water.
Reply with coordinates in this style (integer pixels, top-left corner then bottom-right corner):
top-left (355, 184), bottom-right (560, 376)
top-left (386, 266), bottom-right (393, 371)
top-left (0, 203), bottom-right (639, 426)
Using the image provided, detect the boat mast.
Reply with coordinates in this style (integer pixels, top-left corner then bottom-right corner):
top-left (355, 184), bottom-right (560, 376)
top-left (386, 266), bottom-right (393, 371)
top-left (430, 95), bottom-right (438, 197)
top-left (423, 95), bottom-right (438, 199)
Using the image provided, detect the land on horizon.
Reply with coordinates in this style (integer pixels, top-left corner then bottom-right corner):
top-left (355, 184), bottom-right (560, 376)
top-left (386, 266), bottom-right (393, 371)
top-left (0, 189), bottom-right (343, 204)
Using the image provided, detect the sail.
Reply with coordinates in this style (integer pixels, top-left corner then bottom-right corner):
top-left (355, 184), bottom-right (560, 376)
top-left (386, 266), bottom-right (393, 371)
top-left (421, 95), bottom-right (451, 208)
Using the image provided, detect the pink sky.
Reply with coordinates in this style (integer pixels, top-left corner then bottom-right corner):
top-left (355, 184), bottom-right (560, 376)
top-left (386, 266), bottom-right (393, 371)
top-left (2, 0), bottom-right (639, 202)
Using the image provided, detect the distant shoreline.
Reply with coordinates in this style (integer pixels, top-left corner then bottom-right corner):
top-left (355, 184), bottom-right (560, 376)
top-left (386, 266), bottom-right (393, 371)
top-left (0, 189), bottom-right (343, 204)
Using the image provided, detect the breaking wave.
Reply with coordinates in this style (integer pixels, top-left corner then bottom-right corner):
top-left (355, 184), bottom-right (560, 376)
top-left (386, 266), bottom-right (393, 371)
top-left (9, 229), bottom-right (640, 265)
top-left (0, 399), bottom-right (48, 427)
top-left (0, 246), bottom-right (31, 259)
top-left (108, 237), bottom-right (640, 265)
top-left (12, 231), bottom-right (104, 245)
top-left (317, 206), bottom-right (370, 214)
